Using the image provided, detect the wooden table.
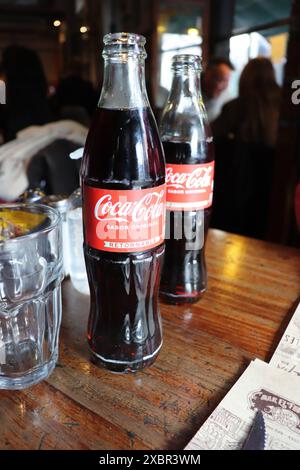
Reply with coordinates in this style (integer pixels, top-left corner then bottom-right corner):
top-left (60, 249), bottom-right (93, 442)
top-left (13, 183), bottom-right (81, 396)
top-left (1, 229), bottom-right (300, 450)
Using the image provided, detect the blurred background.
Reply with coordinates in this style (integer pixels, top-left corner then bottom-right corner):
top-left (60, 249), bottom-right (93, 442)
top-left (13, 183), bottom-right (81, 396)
top-left (0, 0), bottom-right (299, 247)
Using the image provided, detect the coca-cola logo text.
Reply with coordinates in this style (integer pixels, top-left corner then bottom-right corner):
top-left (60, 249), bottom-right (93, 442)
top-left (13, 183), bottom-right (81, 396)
top-left (166, 166), bottom-right (213, 190)
top-left (94, 190), bottom-right (165, 223)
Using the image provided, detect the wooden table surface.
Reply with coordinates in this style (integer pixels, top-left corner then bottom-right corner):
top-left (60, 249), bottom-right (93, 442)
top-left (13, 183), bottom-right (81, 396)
top-left (1, 229), bottom-right (300, 450)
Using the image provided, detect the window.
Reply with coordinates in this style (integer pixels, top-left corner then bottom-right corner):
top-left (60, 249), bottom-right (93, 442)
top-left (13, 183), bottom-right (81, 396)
top-left (229, 0), bottom-right (292, 96)
top-left (230, 30), bottom-right (289, 97)
top-left (155, 1), bottom-right (205, 108)
top-left (160, 32), bottom-right (202, 91)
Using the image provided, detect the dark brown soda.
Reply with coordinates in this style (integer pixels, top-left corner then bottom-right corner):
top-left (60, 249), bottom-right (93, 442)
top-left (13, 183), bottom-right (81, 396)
top-left (160, 140), bottom-right (214, 304)
top-left (81, 107), bottom-right (165, 372)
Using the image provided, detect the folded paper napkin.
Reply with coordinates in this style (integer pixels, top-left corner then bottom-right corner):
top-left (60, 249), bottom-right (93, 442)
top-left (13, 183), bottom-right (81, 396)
top-left (185, 358), bottom-right (300, 450)
top-left (186, 302), bottom-right (300, 450)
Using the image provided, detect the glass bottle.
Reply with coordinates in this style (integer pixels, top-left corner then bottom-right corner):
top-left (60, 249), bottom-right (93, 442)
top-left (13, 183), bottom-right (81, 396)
top-left (160, 54), bottom-right (214, 304)
top-left (80, 33), bottom-right (165, 372)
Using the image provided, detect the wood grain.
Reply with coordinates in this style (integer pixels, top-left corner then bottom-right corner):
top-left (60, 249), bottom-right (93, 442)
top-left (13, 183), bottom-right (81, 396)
top-left (0, 229), bottom-right (299, 450)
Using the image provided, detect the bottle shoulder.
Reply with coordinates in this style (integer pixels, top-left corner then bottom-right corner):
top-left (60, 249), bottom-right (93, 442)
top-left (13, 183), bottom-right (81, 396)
top-left (81, 107), bottom-right (165, 189)
top-left (161, 140), bottom-right (214, 165)
top-left (160, 99), bottom-right (211, 142)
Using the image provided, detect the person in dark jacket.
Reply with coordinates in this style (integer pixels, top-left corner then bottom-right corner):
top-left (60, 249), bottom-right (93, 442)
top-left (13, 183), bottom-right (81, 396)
top-left (0, 45), bottom-right (54, 142)
top-left (202, 57), bottom-right (234, 122)
top-left (211, 58), bottom-right (281, 239)
top-left (51, 60), bottom-right (98, 125)
top-left (213, 57), bottom-right (281, 147)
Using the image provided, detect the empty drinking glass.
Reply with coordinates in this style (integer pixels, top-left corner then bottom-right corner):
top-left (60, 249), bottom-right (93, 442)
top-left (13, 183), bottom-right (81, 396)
top-left (67, 188), bottom-right (89, 295)
top-left (0, 204), bottom-right (63, 389)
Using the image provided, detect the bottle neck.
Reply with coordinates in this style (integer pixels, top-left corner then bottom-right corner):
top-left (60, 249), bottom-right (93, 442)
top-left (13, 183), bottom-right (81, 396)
top-left (168, 69), bottom-right (203, 106)
top-left (160, 67), bottom-right (210, 144)
top-left (98, 57), bottom-right (149, 109)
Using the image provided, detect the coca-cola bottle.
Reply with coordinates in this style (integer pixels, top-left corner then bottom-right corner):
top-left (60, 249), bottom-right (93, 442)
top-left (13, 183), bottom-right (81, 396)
top-left (159, 55), bottom-right (214, 304)
top-left (81, 33), bottom-right (165, 372)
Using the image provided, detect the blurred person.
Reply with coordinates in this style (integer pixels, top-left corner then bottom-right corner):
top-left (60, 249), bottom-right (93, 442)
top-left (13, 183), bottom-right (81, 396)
top-left (213, 57), bottom-right (281, 147)
top-left (202, 57), bottom-right (234, 122)
top-left (0, 45), bottom-right (54, 142)
top-left (51, 60), bottom-right (98, 125)
top-left (211, 58), bottom-right (281, 239)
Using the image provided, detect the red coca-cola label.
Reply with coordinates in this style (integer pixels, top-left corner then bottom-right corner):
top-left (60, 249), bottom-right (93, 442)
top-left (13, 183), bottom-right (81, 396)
top-left (83, 185), bottom-right (166, 253)
top-left (166, 162), bottom-right (214, 211)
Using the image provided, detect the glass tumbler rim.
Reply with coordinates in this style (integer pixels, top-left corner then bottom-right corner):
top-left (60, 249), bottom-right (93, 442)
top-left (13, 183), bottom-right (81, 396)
top-left (0, 203), bottom-right (61, 246)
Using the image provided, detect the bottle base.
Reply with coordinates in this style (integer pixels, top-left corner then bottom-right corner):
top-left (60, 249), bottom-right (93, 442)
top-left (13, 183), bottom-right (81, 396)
top-left (89, 342), bottom-right (163, 373)
top-left (160, 289), bottom-right (206, 305)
